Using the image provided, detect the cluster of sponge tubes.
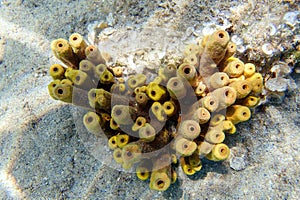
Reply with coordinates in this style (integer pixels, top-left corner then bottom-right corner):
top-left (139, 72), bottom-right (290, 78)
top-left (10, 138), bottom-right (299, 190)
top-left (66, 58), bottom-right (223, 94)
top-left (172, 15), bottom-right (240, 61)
top-left (48, 30), bottom-right (263, 191)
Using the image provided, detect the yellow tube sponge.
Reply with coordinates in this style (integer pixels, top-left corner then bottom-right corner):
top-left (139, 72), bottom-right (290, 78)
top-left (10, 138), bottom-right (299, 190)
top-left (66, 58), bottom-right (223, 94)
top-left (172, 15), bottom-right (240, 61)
top-left (206, 143), bottom-right (230, 161)
top-left (113, 148), bottom-right (123, 164)
top-left (51, 80), bottom-right (73, 103)
top-left (149, 171), bottom-right (171, 191)
top-left (180, 157), bottom-right (196, 175)
top-left (48, 79), bottom-right (62, 100)
top-left (183, 54), bottom-right (199, 67)
top-left (49, 64), bottom-right (66, 80)
top-left (116, 134), bottom-right (130, 148)
top-left (198, 95), bottom-right (219, 112)
top-left (198, 141), bottom-right (214, 155)
top-left (226, 105), bottom-right (251, 124)
top-left (195, 82), bottom-right (206, 96)
top-left (48, 31), bottom-right (266, 191)
top-left (226, 123), bottom-right (236, 134)
top-left (146, 82), bottom-right (166, 101)
top-left (94, 63), bottom-right (107, 78)
top-left (111, 105), bottom-right (135, 126)
top-left (229, 80), bottom-right (252, 99)
top-left (219, 120), bottom-right (235, 132)
top-left (192, 107), bottom-right (211, 124)
top-left (188, 152), bottom-right (201, 167)
top-left (122, 142), bottom-right (142, 164)
top-left (69, 33), bottom-right (87, 60)
top-left (135, 92), bottom-right (149, 106)
top-left (108, 135), bottom-right (118, 150)
top-left (100, 113), bottom-right (111, 123)
top-left (83, 111), bottom-right (103, 137)
top-left (178, 120), bottom-right (201, 140)
top-left (51, 38), bottom-right (79, 68)
top-left (175, 137), bottom-right (197, 156)
top-left (171, 154), bottom-right (177, 164)
top-left (244, 63), bottom-right (256, 78)
top-left (246, 73), bottom-right (263, 94)
top-left (136, 162), bottom-right (151, 181)
top-left (171, 169), bottom-right (177, 183)
top-left (79, 60), bottom-right (95, 76)
top-left (88, 88), bottom-right (111, 111)
top-left (221, 42), bottom-right (237, 62)
top-left (85, 45), bottom-right (106, 65)
top-left (151, 102), bottom-right (166, 122)
top-left (112, 67), bottom-right (123, 77)
top-left (134, 86), bottom-right (147, 94)
top-left (163, 101), bottom-right (176, 117)
top-left (167, 77), bottom-right (187, 100)
top-left (204, 129), bottom-right (225, 144)
top-left (209, 72), bottom-right (229, 89)
top-left (223, 59), bottom-right (245, 78)
top-left (161, 63), bottom-right (177, 80)
top-left (111, 83), bottom-right (126, 94)
top-left (60, 79), bottom-right (73, 86)
top-left (183, 43), bottom-right (202, 57)
top-left (193, 164), bottom-right (202, 172)
top-left (132, 116), bottom-right (147, 132)
top-left (204, 30), bottom-right (230, 64)
top-left (139, 123), bottom-right (156, 142)
top-left (150, 155), bottom-right (172, 191)
top-left (242, 96), bottom-right (260, 108)
top-left (65, 69), bottom-right (94, 89)
top-left (109, 118), bottom-right (119, 130)
top-left (211, 86), bottom-right (237, 110)
top-left (210, 114), bottom-right (225, 127)
top-left (182, 163), bottom-right (196, 175)
top-left (100, 69), bottom-right (115, 84)
top-left (127, 74), bottom-right (147, 91)
top-left (177, 63), bottom-right (197, 87)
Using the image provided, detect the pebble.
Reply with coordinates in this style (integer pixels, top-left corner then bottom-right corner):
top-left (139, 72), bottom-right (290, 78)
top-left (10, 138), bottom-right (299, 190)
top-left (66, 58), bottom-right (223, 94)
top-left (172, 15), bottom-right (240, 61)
top-left (266, 23), bottom-right (277, 36)
top-left (283, 11), bottom-right (300, 27)
top-left (102, 27), bottom-right (117, 36)
top-left (229, 147), bottom-right (248, 171)
top-left (202, 23), bottom-right (217, 36)
top-left (262, 43), bottom-right (275, 56)
top-left (230, 156), bottom-right (247, 171)
top-left (270, 62), bottom-right (291, 77)
top-left (265, 77), bottom-right (288, 92)
top-left (106, 13), bottom-right (116, 26)
top-left (231, 35), bottom-right (243, 46)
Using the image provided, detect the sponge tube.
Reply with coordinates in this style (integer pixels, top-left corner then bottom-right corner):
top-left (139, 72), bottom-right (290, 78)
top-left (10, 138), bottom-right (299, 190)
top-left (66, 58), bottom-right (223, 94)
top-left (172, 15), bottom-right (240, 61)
top-left (111, 105), bottom-right (135, 126)
top-left (51, 38), bottom-right (79, 68)
top-left (178, 120), bottom-right (201, 140)
top-left (167, 77), bottom-right (187, 100)
top-left (85, 45), bottom-right (106, 65)
top-left (175, 137), bottom-right (197, 156)
top-left (83, 111), bottom-right (103, 137)
top-left (69, 33), bottom-right (87, 60)
top-left (226, 105), bottom-right (251, 124)
top-left (139, 123), bottom-right (156, 142)
top-left (49, 64), bottom-right (66, 80)
top-left (206, 143), bottom-right (230, 161)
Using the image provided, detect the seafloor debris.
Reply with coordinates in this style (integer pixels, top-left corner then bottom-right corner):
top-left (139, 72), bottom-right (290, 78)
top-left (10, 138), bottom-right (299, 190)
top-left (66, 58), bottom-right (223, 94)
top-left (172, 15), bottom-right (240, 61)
top-left (263, 59), bottom-right (298, 103)
top-left (48, 30), bottom-right (263, 191)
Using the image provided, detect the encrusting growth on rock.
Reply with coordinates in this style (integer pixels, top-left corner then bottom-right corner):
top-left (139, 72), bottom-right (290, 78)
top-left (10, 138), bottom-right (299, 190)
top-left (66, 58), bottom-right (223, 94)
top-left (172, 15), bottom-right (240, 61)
top-left (48, 30), bottom-right (263, 191)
